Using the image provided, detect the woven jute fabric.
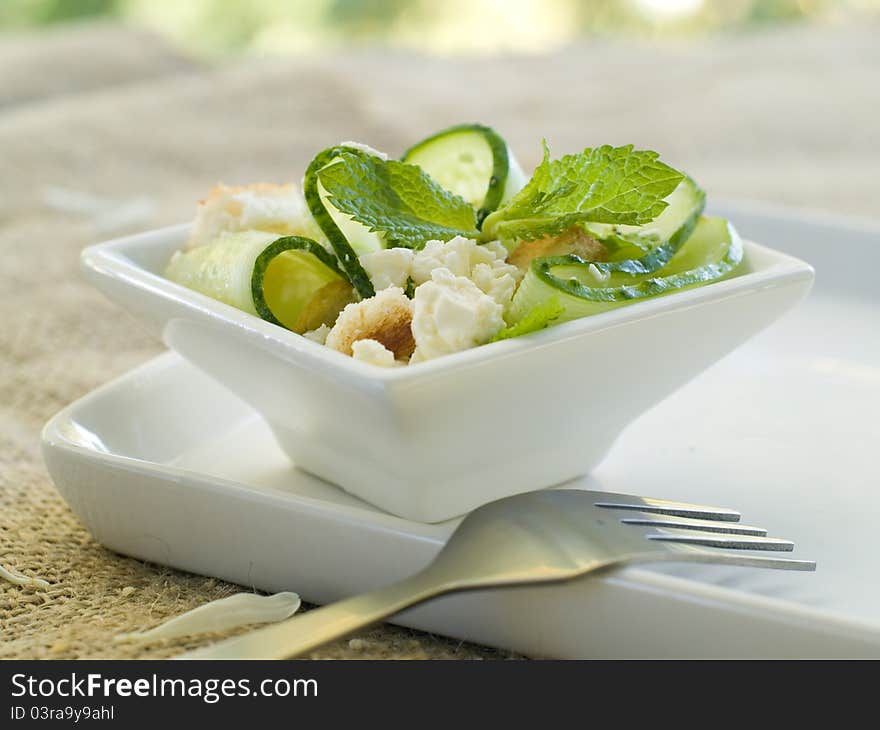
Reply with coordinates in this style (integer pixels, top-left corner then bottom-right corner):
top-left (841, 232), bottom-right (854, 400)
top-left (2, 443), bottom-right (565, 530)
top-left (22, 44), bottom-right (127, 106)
top-left (1, 22), bottom-right (877, 659)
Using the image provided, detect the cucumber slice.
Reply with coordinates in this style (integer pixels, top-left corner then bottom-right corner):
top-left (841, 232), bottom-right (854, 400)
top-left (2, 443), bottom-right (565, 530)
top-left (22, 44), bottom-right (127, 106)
top-left (402, 123), bottom-right (527, 226)
top-left (501, 175), bottom-right (703, 273)
top-left (507, 216), bottom-right (743, 325)
top-left (164, 231), bottom-right (354, 333)
top-left (165, 230), bottom-right (276, 316)
top-left (304, 146), bottom-right (380, 299)
top-left (252, 236), bottom-right (355, 332)
top-left (590, 175), bottom-right (705, 276)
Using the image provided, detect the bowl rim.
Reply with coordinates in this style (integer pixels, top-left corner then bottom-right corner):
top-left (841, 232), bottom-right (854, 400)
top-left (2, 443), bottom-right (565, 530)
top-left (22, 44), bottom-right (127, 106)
top-left (81, 222), bottom-right (815, 386)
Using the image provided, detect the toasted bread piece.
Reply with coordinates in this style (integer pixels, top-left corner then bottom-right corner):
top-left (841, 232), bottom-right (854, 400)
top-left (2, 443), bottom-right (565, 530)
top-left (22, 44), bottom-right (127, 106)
top-left (507, 226), bottom-right (607, 270)
top-left (187, 182), bottom-right (326, 249)
top-left (326, 287), bottom-right (415, 360)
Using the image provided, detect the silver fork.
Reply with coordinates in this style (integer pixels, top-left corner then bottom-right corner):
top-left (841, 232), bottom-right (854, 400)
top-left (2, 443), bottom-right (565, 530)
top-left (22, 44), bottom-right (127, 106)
top-left (181, 489), bottom-right (815, 659)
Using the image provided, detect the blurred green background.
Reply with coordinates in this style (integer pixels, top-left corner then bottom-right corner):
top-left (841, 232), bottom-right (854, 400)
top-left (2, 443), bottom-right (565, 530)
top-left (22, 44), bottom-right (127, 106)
top-left (2, 0), bottom-right (878, 57)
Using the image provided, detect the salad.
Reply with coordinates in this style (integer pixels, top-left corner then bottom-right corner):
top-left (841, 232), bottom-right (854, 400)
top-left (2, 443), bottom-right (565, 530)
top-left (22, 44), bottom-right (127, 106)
top-left (165, 124), bottom-right (742, 367)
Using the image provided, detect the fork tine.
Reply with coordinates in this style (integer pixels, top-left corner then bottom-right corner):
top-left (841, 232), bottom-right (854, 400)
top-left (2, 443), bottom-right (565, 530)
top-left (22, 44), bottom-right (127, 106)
top-left (664, 546), bottom-right (817, 571)
top-left (594, 495), bottom-right (741, 522)
top-left (647, 530), bottom-right (794, 551)
top-left (621, 516), bottom-right (767, 536)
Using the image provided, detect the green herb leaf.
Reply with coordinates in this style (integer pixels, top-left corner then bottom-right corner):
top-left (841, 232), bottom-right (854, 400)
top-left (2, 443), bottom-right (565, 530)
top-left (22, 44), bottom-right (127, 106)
top-left (305, 146), bottom-right (377, 299)
top-left (317, 148), bottom-right (480, 249)
top-left (481, 143), bottom-right (685, 244)
top-left (492, 297), bottom-right (565, 341)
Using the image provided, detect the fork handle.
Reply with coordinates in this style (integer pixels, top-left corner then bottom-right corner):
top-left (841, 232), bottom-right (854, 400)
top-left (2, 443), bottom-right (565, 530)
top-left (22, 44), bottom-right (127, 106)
top-left (179, 573), bottom-right (445, 660)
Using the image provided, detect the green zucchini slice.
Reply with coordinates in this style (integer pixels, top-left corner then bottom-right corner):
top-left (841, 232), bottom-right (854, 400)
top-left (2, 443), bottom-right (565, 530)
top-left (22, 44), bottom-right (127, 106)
top-left (507, 216), bottom-right (744, 326)
top-left (401, 123), bottom-right (527, 226)
top-left (252, 236), bottom-right (355, 332)
top-left (165, 230), bottom-right (354, 333)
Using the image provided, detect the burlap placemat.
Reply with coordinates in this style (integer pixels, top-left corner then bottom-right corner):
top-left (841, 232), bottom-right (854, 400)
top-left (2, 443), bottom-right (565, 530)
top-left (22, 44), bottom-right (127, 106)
top-left (0, 23), bottom-right (193, 111)
top-left (1, 22), bottom-right (877, 659)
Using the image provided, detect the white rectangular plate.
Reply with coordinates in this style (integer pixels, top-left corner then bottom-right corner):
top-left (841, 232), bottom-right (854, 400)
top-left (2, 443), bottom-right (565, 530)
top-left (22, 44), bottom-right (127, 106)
top-left (43, 203), bottom-right (880, 658)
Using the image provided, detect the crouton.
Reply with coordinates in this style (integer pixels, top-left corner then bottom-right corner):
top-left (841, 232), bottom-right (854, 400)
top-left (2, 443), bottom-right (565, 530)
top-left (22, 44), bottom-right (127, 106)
top-left (326, 287), bottom-right (416, 360)
top-left (507, 226), bottom-right (607, 270)
top-left (187, 182), bottom-right (327, 249)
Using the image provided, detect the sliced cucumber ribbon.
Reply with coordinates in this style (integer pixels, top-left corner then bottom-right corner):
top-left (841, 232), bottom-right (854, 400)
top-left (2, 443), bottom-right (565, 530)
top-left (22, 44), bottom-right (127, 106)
top-left (507, 216), bottom-right (743, 325)
top-left (304, 146), bottom-right (379, 299)
top-left (591, 175), bottom-right (705, 276)
top-left (499, 175), bottom-right (704, 277)
top-left (164, 231), bottom-right (354, 334)
top-left (251, 236), bottom-right (355, 333)
top-left (401, 123), bottom-right (527, 227)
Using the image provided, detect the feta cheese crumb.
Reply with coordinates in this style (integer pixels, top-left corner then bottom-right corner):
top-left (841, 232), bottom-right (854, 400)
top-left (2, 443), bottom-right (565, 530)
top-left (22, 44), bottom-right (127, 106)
top-left (359, 248), bottom-right (414, 290)
top-left (411, 236), bottom-right (521, 308)
top-left (472, 262), bottom-right (518, 306)
top-left (351, 339), bottom-right (399, 367)
top-left (302, 324), bottom-right (331, 345)
top-left (482, 239), bottom-right (511, 261)
top-left (410, 268), bottom-right (504, 363)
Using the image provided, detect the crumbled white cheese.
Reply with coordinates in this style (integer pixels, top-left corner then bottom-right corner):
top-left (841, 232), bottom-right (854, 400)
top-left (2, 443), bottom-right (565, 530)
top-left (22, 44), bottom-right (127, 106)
top-left (482, 239), bottom-right (512, 261)
top-left (411, 237), bottom-right (488, 280)
top-left (351, 339), bottom-right (399, 367)
top-left (411, 236), bottom-right (521, 307)
top-left (302, 324), bottom-right (331, 345)
top-left (410, 268), bottom-right (504, 363)
top-left (359, 247), bottom-right (415, 290)
top-left (472, 262), bottom-right (518, 306)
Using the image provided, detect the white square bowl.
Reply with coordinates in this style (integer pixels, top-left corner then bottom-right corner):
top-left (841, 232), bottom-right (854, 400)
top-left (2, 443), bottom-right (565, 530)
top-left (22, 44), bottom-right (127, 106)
top-left (81, 224), bottom-right (813, 522)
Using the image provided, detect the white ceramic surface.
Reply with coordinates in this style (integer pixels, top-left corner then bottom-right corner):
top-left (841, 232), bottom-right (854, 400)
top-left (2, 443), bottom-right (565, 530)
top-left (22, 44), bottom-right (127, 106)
top-left (43, 203), bottom-right (880, 657)
top-left (80, 222), bottom-right (813, 522)
top-left (41, 350), bottom-right (879, 659)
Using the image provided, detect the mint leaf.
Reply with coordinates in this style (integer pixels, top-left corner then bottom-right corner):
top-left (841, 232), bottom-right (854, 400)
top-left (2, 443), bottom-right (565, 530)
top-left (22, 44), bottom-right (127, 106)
top-left (481, 143), bottom-right (684, 244)
top-left (492, 297), bottom-right (565, 342)
top-left (317, 149), bottom-right (479, 249)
